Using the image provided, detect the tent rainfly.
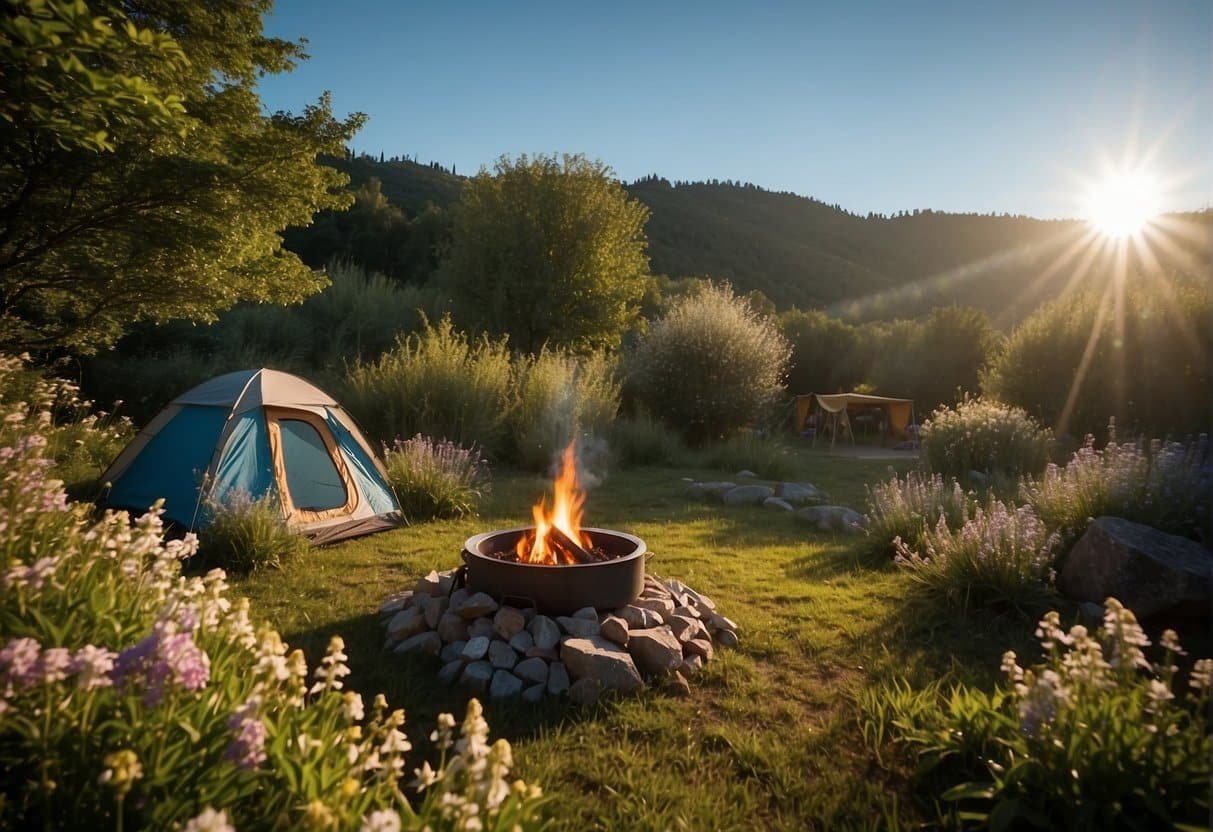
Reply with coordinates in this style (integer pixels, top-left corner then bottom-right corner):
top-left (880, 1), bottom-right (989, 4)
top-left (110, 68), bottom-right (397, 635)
top-left (101, 369), bottom-right (404, 545)
top-left (794, 393), bottom-right (915, 446)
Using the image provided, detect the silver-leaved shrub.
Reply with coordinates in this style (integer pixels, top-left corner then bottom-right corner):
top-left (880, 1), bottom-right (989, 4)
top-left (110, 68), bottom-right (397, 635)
top-left (921, 396), bottom-right (1053, 484)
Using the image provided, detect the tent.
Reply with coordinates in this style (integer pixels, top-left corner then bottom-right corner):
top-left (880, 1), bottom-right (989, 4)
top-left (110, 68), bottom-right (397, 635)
top-left (794, 393), bottom-right (915, 446)
top-left (101, 369), bottom-right (403, 545)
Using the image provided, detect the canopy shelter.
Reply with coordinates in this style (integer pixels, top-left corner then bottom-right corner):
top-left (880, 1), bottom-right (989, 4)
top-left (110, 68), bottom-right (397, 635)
top-left (794, 393), bottom-right (915, 447)
top-left (101, 369), bottom-right (404, 545)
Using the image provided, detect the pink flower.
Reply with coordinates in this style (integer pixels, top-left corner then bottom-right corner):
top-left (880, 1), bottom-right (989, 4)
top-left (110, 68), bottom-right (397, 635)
top-left (71, 645), bottom-right (117, 691)
top-left (224, 698), bottom-right (267, 770)
top-left (114, 624), bottom-right (211, 706)
top-left (0, 637), bottom-right (42, 691)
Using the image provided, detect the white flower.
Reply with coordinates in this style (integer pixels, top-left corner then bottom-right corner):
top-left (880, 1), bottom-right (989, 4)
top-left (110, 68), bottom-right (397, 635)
top-left (342, 691), bottom-right (364, 722)
top-left (183, 806), bottom-right (234, 832)
top-left (359, 809), bottom-right (401, 832)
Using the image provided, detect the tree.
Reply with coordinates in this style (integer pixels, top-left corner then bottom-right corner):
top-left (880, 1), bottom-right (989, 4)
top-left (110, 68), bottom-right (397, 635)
top-left (443, 154), bottom-right (650, 352)
top-left (0, 0), bottom-right (364, 352)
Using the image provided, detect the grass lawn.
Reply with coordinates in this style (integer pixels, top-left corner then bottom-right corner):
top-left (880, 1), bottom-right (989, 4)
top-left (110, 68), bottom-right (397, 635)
top-left (234, 445), bottom-right (1041, 830)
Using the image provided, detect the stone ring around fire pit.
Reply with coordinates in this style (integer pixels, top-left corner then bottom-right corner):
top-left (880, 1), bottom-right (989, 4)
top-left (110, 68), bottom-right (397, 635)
top-left (380, 566), bottom-right (740, 704)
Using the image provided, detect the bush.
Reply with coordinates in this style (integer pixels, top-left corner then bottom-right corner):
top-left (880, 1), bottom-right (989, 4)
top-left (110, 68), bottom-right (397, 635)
top-left (862, 599), bottom-right (1211, 829)
top-left (630, 283), bottom-right (790, 446)
top-left (384, 435), bottom-right (491, 520)
top-left (699, 432), bottom-right (798, 481)
top-left (863, 471), bottom-right (970, 559)
top-left (609, 412), bottom-right (686, 468)
top-left (921, 396), bottom-right (1053, 483)
top-left (510, 349), bottom-right (620, 471)
top-left (0, 387), bottom-right (544, 830)
top-left (1021, 428), bottom-right (1211, 549)
top-left (894, 500), bottom-right (1059, 614)
top-left (197, 490), bottom-right (308, 573)
top-left (982, 279), bottom-right (1211, 439)
top-left (345, 316), bottom-right (515, 457)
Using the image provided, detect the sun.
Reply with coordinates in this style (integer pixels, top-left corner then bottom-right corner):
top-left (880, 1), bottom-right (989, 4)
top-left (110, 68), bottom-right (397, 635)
top-left (1083, 170), bottom-right (1161, 237)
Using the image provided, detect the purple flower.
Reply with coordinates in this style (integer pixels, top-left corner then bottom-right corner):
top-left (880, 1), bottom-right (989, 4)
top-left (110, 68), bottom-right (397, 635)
top-left (35, 647), bottom-right (71, 685)
top-left (114, 625), bottom-right (211, 706)
top-left (0, 637), bottom-right (41, 691)
top-left (225, 698), bottom-right (267, 770)
top-left (71, 645), bottom-right (117, 691)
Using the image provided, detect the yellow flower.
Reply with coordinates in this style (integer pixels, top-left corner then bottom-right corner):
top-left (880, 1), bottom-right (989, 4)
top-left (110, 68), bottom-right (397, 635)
top-left (340, 777), bottom-right (360, 799)
top-left (303, 799), bottom-right (337, 830)
top-left (98, 749), bottom-right (143, 797)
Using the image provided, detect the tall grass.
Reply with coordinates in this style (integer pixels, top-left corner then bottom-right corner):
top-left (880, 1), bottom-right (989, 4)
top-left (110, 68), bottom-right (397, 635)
top-left (197, 489), bottom-right (308, 573)
top-left (921, 396), bottom-right (1053, 483)
top-left (383, 434), bottom-right (491, 520)
top-left (510, 349), bottom-right (620, 471)
top-left (699, 432), bottom-right (798, 481)
top-left (609, 411), bottom-right (686, 468)
top-left (863, 471), bottom-right (971, 560)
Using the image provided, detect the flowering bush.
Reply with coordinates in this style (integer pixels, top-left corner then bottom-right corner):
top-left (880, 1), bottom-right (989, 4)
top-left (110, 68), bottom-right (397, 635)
top-left (198, 489), bottom-right (309, 573)
top-left (861, 599), bottom-right (1211, 830)
top-left (384, 435), bottom-right (491, 521)
top-left (0, 381), bottom-right (544, 830)
top-left (921, 396), bottom-right (1053, 484)
top-left (894, 499), bottom-right (1059, 614)
top-left (862, 471), bottom-right (971, 559)
top-left (1021, 426), bottom-right (1211, 550)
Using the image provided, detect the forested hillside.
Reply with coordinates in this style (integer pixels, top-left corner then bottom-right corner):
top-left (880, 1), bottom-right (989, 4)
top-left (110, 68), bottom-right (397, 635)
top-left (294, 156), bottom-right (1210, 326)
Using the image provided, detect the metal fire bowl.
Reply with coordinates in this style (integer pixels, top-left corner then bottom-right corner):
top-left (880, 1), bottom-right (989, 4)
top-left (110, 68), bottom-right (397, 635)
top-left (461, 526), bottom-right (646, 616)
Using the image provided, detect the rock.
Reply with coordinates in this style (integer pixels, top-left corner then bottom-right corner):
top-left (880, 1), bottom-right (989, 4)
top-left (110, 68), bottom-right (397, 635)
top-left (668, 615), bottom-right (699, 642)
top-left (489, 670), bottom-right (523, 699)
top-left (628, 627), bottom-right (684, 675)
top-left (1078, 601), bottom-right (1105, 626)
top-left (1058, 517), bottom-right (1213, 619)
top-left (672, 604), bottom-right (700, 620)
top-left (684, 481), bottom-right (736, 501)
top-left (440, 641), bottom-right (466, 663)
top-left (437, 612), bottom-right (470, 644)
top-left (736, 469), bottom-right (758, 479)
top-left (438, 659), bottom-right (463, 685)
top-left (561, 636), bottom-right (644, 692)
top-left (461, 636), bottom-right (490, 662)
top-left (556, 616), bottom-right (600, 638)
top-left (414, 569), bottom-right (443, 596)
top-left (488, 639), bottom-right (518, 669)
top-left (644, 574), bottom-right (671, 593)
top-left (722, 484), bottom-right (775, 506)
top-left (378, 591), bottom-right (413, 615)
top-left (467, 617), bottom-right (495, 639)
top-left (572, 606), bottom-right (600, 621)
top-left (515, 656), bottom-right (549, 685)
top-left (707, 612), bottom-right (739, 633)
top-left (454, 592), bottom-right (498, 620)
top-left (509, 630), bottom-right (535, 653)
top-left (633, 596), bottom-right (675, 617)
top-left (493, 607), bottom-right (527, 641)
top-left (715, 629), bottom-right (739, 648)
top-left (776, 482), bottom-right (825, 504)
top-left (684, 638), bottom-right (715, 662)
top-left (437, 571), bottom-right (455, 596)
top-left (617, 604), bottom-right (664, 629)
top-left (386, 606), bottom-right (428, 641)
top-left (569, 677), bottom-right (604, 705)
top-left (793, 505), bottom-right (865, 534)
top-left (599, 615), bottom-right (630, 646)
top-left (459, 660), bottom-right (493, 693)
top-left (424, 596), bottom-right (448, 630)
top-left (679, 655), bottom-right (704, 676)
top-left (393, 630), bottom-right (442, 656)
top-left (547, 661), bottom-right (571, 695)
top-left (666, 671), bottom-right (692, 697)
top-left (763, 497), bottom-right (794, 512)
top-left (521, 683), bottom-right (547, 704)
top-left (526, 646), bottom-right (560, 661)
top-left (448, 587), bottom-right (468, 611)
top-left (529, 615), bottom-right (561, 650)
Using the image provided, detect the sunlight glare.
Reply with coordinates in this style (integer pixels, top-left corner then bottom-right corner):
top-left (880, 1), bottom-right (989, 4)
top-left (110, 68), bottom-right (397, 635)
top-left (1083, 171), bottom-right (1161, 237)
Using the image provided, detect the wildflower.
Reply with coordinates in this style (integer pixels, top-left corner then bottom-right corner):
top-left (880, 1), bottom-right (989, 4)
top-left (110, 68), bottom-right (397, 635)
top-left (225, 697), bottom-right (267, 770)
top-left (1190, 658), bottom-right (1213, 692)
top-left (303, 799), bottom-right (337, 831)
top-left (359, 809), bottom-right (402, 832)
top-left (1016, 669), bottom-right (1069, 736)
top-left (411, 761), bottom-right (441, 791)
top-left (0, 637), bottom-right (41, 692)
top-left (342, 691), bottom-right (364, 722)
top-left (430, 711), bottom-right (457, 751)
top-left (183, 807), bottom-right (235, 832)
top-left (310, 636), bottom-right (350, 694)
top-left (114, 624), bottom-right (211, 706)
top-left (340, 777), bottom-right (360, 799)
top-left (98, 749), bottom-right (143, 797)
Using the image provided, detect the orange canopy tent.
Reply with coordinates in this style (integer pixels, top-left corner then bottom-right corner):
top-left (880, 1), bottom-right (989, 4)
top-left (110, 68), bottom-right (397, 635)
top-left (794, 393), bottom-right (915, 446)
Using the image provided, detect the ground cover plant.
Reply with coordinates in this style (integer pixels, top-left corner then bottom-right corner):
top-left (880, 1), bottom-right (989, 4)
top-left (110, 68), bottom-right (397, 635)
top-left (383, 435), bottom-right (492, 521)
top-left (198, 489), bottom-right (310, 573)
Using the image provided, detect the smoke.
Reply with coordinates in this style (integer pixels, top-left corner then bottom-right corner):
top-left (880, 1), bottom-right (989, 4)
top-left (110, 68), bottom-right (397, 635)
top-left (550, 434), bottom-right (610, 490)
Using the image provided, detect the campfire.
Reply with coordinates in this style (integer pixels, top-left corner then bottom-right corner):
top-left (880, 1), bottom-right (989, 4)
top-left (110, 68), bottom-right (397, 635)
top-left (508, 443), bottom-right (612, 565)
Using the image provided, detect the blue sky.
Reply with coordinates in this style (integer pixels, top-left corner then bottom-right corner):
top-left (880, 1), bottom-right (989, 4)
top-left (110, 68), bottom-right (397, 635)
top-left (257, 1), bottom-right (1211, 219)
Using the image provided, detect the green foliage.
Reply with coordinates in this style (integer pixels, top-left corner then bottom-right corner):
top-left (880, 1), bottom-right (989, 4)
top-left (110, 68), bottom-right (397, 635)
top-left (344, 316), bottom-right (515, 457)
top-left (630, 283), bottom-right (790, 446)
top-left (894, 500), bottom-right (1059, 615)
top-left (862, 471), bottom-right (971, 560)
top-left (0, 0), bottom-right (364, 352)
top-left (198, 490), bottom-right (308, 573)
top-left (864, 600), bottom-right (1212, 830)
top-left (982, 278), bottom-right (1212, 439)
top-left (921, 397), bottom-right (1054, 482)
top-left (383, 435), bottom-right (491, 521)
top-left (510, 349), bottom-right (620, 471)
top-left (1021, 430), bottom-right (1211, 549)
top-left (699, 433), bottom-right (798, 481)
top-left (0, 365), bottom-right (546, 831)
top-left (777, 308), bottom-right (866, 395)
top-left (443, 154), bottom-right (651, 352)
top-left (609, 412), bottom-right (686, 468)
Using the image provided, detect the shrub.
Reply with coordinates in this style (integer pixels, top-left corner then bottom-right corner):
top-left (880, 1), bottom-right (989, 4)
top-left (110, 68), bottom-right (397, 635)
top-left (894, 500), bottom-right (1059, 614)
top-left (921, 396), bottom-right (1053, 483)
top-left (345, 316), bottom-right (515, 457)
top-left (510, 349), bottom-right (620, 471)
top-left (862, 599), bottom-right (1211, 830)
top-left (197, 490), bottom-right (308, 573)
top-left (0, 387), bottom-right (544, 830)
top-left (863, 471), bottom-right (970, 559)
top-left (609, 412), bottom-right (686, 468)
top-left (1021, 428), bottom-right (1211, 549)
top-left (384, 435), bottom-right (491, 521)
top-left (699, 432), bottom-right (798, 481)
top-left (629, 283), bottom-right (790, 446)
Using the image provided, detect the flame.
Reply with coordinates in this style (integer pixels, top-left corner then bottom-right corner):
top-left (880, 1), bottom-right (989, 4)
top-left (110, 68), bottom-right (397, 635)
top-left (515, 442), bottom-right (593, 564)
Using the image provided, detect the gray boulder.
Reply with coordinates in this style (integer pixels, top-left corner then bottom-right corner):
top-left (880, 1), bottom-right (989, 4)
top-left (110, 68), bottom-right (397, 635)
top-left (794, 505), bottom-right (864, 534)
top-left (763, 497), bottom-right (794, 512)
top-left (684, 481), bottom-right (737, 501)
top-left (722, 484), bottom-right (775, 506)
top-left (1058, 517), bottom-right (1213, 619)
top-left (560, 636), bottom-right (644, 692)
top-left (627, 626), bottom-right (683, 675)
top-left (776, 482), bottom-right (825, 504)
top-left (489, 670), bottom-right (523, 699)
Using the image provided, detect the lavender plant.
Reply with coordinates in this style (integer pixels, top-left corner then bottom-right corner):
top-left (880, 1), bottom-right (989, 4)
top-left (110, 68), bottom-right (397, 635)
top-left (893, 499), bottom-right (1059, 614)
top-left (862, 598), bottom-right (1211, 830)
top-left (863, 470), bottom-right (971, 559)
top-left (383, 435), bottom-right (491, 521)
top-left (199, 488), bottom-right (308, 573)
top-left (921, 396), bottom-right (1053, 484)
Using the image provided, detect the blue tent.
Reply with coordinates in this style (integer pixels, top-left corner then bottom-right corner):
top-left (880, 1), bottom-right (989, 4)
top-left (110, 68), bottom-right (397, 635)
top-left (102, 369), bottom-right (403, 544)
